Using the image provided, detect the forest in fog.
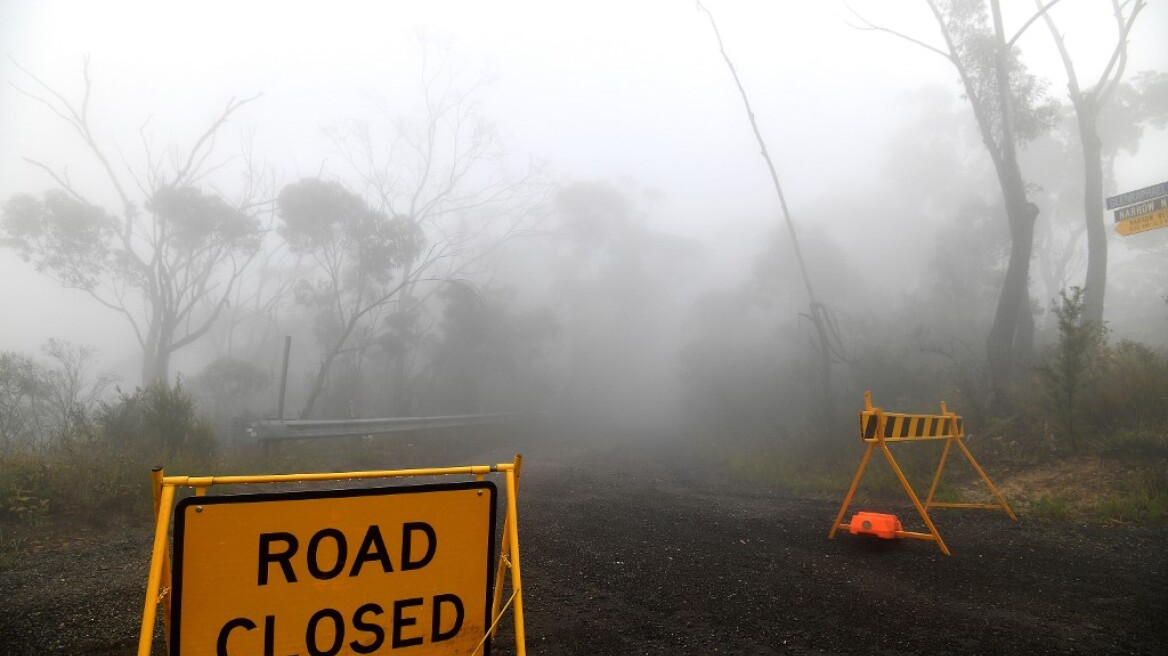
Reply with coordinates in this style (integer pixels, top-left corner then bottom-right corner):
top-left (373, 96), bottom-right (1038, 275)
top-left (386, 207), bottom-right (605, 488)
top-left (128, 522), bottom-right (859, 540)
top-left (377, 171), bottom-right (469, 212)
top-left (0, 0), bottom-right (1165, 465)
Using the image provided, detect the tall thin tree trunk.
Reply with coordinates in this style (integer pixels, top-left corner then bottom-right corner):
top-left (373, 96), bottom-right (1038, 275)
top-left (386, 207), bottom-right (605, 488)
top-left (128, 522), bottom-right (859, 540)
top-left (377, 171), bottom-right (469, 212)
top-left (389, 258), bottom-right (418, 416)
top-left (698, 1), bottom-right (837, 427)
top-left (1037, 0), bottom-right (1146, 328)
top-left (985, 0), bottom-right (1039, 398)
top-left (1078, 101), bottom-right (1107, 326)
top-left (986, 187), bottom-right (1038, 392)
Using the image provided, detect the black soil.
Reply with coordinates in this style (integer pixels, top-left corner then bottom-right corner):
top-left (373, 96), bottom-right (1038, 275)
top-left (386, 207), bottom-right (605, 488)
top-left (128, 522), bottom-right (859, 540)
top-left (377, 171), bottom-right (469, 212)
top-left (1, 431), bottom-right (1165, 654)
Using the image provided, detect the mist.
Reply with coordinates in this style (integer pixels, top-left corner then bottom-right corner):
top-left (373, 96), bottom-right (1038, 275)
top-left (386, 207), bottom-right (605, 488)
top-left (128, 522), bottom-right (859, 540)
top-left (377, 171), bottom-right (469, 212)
top-left (1, 0), bottom-right (1166, 442)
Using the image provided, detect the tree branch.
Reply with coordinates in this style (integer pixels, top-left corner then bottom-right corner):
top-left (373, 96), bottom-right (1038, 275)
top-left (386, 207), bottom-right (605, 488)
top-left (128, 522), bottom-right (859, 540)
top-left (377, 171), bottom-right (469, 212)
top-left (1094, 0), bottom-right (1144, 105)
top-left (1007, 0), bottom-right (1066, 48)
top-left (843, 2), bottom-right (953, 61)
top-left (172, 93), bottom-right (262, 186)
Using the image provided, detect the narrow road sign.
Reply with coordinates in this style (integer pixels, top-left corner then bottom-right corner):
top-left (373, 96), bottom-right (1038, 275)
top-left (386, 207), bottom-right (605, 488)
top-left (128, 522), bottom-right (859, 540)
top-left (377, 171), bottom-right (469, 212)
top-left (1107, 181), bottom-right (1168, 210)
top-left (1115, 208), bottom-right (1168, 236)
top-left (1115, 196), bottom-right (1168, 222)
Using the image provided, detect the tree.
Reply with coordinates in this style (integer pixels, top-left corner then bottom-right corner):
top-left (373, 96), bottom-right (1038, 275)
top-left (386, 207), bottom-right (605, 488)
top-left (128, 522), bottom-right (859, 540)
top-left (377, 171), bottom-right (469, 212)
top-left (0, 351), bottom-right (48, 453)
top-left (190, 356), bottom-right (270, 439)
top-left (316, 61), bottom-right (548, 417)
top-left (1, 59), bottom-right (264, 384)
top-left (419, 282), bottom-right (558, 414)
top-left (853, 0), bottom-right (1061, 404)
top-left (549, 181), bottom-right (696, 426)
top-left (39, 338), bottom-right (118, 442)
top-left (698, 2), bottom-right (846, 425)
top-left (0, 340), bottom-right (116, 453)
top-left (1037, 0), bottom-right (1147, 327)
top-left (276, 178), bottom-right (422, 418)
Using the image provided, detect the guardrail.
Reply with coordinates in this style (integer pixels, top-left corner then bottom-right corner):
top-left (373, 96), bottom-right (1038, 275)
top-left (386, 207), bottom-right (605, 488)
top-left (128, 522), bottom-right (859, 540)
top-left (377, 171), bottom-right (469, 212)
top-left (246, 413), bottom-right (519, 443)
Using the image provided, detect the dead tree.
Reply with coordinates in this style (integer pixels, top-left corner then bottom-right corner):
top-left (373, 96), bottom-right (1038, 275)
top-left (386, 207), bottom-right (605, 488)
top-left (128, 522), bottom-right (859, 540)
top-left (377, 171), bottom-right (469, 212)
top-left (698, 2), bottom-right (849, 426)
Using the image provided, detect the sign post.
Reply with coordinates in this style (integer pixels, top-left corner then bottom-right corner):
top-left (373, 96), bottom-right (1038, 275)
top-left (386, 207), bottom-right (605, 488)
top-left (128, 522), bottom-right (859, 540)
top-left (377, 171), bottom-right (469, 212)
top-left (139, 458), bottom-right (526, 656)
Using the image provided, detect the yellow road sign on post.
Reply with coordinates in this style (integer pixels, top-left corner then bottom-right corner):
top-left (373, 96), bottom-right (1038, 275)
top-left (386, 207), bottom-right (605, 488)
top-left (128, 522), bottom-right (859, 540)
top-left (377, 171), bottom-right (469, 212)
top-left (171, 483), bottom-right (495, 656)
top-left (1115, 207), bottom-right (1168, 236)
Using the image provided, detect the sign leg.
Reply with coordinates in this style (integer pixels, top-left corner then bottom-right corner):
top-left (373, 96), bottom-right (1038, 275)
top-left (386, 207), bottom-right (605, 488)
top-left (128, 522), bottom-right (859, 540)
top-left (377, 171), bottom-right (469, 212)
top-left (505, 465), bottom-right (526, 656)
top-left (139, 482), bottom-right (175, 656)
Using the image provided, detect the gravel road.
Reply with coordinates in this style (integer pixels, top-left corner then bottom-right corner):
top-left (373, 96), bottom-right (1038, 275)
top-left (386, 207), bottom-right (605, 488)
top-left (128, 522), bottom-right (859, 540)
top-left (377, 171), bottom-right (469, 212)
top-left (1, 431), bottom-right (1165, 654)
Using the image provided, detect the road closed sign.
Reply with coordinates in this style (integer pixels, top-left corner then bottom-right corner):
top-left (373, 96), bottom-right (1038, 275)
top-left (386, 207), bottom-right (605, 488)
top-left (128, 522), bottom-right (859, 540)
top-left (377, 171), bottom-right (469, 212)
top-left (170, 482), bottom-right (497, 655)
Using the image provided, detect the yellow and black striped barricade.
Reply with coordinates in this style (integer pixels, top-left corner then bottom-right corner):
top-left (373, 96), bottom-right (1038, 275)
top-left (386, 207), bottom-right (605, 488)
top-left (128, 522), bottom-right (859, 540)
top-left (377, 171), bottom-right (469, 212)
top-left (138, 456), bottom-right (526, 656)
top-left (828, 392), bottom-right (1015, 555)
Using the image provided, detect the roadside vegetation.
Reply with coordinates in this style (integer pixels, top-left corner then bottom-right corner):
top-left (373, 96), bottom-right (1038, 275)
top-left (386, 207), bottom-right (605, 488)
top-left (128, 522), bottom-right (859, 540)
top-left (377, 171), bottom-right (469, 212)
top-left (695, 290), bottom-right (1168, 523)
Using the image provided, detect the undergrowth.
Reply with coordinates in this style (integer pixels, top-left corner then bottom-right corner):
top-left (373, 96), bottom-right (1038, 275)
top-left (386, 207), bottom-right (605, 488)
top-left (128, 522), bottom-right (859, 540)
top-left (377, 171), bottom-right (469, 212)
top-left (0, 382), bottom-right (220, 522)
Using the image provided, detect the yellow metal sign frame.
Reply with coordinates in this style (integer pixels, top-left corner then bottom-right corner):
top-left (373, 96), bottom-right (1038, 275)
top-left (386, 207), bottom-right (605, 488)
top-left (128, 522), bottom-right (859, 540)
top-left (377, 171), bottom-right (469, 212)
top-left (828, 393), bottom-right (1015, 555)
top-left (138, 455), bottom-right (526, 656)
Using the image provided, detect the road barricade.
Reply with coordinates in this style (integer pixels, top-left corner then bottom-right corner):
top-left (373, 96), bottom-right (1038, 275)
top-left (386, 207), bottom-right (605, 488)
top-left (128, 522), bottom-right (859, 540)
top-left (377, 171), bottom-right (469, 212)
top-left (828, 392), bottom-right (1015, 555)
top-left (138, 456), bottom-right (527, 655)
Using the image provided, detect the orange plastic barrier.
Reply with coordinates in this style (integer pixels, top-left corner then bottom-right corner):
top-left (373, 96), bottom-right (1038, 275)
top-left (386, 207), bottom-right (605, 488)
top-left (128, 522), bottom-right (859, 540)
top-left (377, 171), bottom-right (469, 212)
top-left (848, 512), bottom-right (902, 539)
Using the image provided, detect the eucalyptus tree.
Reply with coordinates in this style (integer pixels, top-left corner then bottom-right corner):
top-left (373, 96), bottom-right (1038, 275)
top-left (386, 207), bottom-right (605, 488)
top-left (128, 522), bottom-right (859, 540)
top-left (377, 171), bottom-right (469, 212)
top-left (276, 178), bottom-right (422, 419)
top-left (853, 1), bottom-right (1061, 402)
top-left (322, 63), bottom-right (549, 416)
top-left (1, 59), bottom-right (263, 384)
top-left (1037, 0), bottom-right (1148, 327)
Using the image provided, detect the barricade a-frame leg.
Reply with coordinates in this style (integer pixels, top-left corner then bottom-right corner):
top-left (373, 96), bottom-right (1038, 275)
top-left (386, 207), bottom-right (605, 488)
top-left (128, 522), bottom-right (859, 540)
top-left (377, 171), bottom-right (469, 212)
top-left (828, 442), bottom-right (875, 542)
top-left (925, 437), bottom-right (1017, 520)
top-left (875, 439), bottom-right (950, 555)
top-left (484, 454), bottom-right (526, 656)
top-left (828, 439), bottom-right (951, 555)
top-left (140, 467), bottom-right (175, 656)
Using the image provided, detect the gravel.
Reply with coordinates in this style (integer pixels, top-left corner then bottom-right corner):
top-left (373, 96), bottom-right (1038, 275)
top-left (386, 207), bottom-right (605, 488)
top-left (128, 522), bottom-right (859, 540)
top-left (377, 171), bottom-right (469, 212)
top-left (2, 433), bottom-right (1165, 654)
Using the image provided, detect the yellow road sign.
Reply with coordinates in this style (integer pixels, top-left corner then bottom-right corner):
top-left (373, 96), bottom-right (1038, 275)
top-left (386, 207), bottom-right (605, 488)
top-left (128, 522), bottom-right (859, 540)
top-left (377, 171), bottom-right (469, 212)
top-left (171, 482), bottom-right (496, 656)
top-left (1115, 208), bottom-right (1168, 236)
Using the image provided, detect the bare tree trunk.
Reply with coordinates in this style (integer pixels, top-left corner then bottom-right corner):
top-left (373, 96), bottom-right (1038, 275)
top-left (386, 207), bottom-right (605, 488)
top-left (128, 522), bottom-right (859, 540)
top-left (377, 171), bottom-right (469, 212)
top-left (698, 2), bottom-right (839, 426)
top-left (986, 190), bottom-right (1038, 390)
top-left (1013, 289), bottom-right (1036, 370)
top-left (300, 358), bottom-right (332, 420)
top-left (1036, 0), bottom-right (1147, 327)
top-left (389, 259), bottom-right (418, 416)
top-left (984, 0), bottom-right (1039, 397)
top-left (1078, 101), bottom-right (1107, 326)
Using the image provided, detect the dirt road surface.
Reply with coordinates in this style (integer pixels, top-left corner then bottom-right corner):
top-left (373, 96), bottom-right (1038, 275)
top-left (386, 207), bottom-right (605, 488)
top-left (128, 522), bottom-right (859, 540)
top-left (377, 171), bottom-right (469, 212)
top-left (1, 431), bottom-right (1165, 654)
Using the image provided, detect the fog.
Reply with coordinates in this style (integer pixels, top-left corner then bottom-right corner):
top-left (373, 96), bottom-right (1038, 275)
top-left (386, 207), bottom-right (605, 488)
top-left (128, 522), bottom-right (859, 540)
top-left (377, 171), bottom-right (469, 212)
top-left (2, 0), bottom-right (1166, 437)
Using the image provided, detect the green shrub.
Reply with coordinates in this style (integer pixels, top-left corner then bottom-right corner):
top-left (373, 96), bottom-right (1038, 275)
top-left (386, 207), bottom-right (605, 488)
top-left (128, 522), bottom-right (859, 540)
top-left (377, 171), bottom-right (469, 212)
top-left (0, 381), bottom-right (219, 520)
top-left (1100, 428), bottom-right (1168, 458)
top-left (1081, 341), bottom-right (1168, 438)
top-left (1098, 470), bottom-right (1168, 522)
top-left (1035, 288), bottom-right (1106, 452)
top-left (97, 380), bottom-right (217, 462)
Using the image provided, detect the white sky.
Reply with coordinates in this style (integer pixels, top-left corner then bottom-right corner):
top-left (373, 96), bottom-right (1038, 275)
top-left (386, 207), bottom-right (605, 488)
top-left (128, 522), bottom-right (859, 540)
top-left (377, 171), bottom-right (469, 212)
top-left (1, 0), bottom-right (1165, 376)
